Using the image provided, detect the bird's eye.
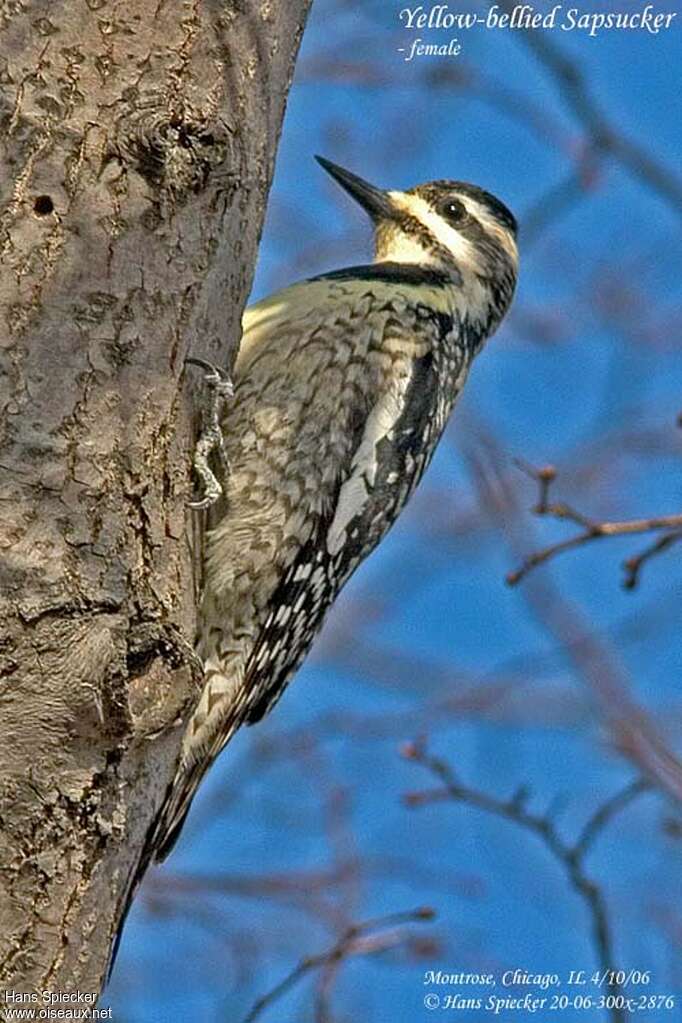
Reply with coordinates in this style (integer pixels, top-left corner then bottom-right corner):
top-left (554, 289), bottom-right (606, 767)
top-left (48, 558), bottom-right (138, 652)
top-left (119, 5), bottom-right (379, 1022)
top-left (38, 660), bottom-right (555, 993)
top-left (440, 198), bottom-right (466, 225)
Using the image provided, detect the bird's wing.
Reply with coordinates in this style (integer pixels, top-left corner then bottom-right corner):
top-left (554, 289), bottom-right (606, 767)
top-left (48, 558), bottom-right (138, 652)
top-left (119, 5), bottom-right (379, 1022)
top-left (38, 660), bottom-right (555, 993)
top-left (242, 345), bottom-right (440, 725)
top-left (237, 264), bottom-right (453, 375)
top-left (237, 277), bottom-right (352, 374)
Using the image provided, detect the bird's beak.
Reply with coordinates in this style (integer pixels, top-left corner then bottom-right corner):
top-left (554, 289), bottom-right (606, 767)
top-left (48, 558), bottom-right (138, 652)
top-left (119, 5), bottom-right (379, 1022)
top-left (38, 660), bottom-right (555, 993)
top-left (315, 156), bottom-right (393, 220)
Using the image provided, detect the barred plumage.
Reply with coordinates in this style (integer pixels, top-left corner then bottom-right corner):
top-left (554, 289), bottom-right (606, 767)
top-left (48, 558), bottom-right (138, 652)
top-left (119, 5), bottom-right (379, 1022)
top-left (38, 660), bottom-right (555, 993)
top-left (152, 156), bottom-right (518, 859)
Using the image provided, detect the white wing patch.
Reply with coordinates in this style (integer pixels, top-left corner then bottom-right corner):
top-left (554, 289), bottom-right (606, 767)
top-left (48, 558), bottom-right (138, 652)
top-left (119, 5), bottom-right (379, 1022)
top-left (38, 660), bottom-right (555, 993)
top-left (326, 378), bottom-right (409, 556)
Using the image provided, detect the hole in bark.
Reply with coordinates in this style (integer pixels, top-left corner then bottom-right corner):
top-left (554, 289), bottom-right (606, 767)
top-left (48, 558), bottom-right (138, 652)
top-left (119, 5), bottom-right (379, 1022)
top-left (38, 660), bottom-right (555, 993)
top-left (34, 195), bottom-right (54, 215)
top-left (126, 645), bottom-right (159, 679)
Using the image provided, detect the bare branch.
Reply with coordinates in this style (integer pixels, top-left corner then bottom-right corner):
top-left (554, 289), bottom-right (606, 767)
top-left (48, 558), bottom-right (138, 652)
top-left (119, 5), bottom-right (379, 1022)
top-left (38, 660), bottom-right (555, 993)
top-left (241, 906), bottom-right (436, 1023)
top-left (507, 461), bottom-right (682, 587)
top-left (466, 436), bottom-right (682, 801)
top-left (402, 740), bottom-right (650, 1023)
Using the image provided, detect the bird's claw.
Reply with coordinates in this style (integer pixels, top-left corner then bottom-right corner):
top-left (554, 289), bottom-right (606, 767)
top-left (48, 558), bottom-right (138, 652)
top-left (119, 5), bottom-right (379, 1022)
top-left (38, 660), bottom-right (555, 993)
top-left (185, 357), bottom-right (235, 400)
top-left (185, 357), bottom-right (234, 509)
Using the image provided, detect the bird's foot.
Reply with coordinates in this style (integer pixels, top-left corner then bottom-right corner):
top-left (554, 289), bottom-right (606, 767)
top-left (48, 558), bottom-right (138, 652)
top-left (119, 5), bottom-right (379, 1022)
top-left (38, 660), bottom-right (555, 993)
top-left (185, 357), bottom-right (234, 510)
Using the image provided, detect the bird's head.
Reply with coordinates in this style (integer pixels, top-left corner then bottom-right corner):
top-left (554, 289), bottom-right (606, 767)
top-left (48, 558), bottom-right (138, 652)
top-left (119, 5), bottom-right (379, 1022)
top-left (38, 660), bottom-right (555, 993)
top-left (316, 155), bottom-right (518, 293)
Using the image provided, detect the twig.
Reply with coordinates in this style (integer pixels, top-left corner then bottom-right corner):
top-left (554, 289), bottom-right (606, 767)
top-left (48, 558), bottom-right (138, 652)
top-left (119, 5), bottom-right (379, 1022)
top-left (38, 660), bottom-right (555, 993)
top-left (241, 906), bottom-right (435, 1023)
top-left (622, 531), bottom-right (682, 590)
top-left (573, 779), bottom-right (651, 861)
top-left (507, 461), bottom-right (682, 587)
top-left (402, 740), bottom-right (650, 1023)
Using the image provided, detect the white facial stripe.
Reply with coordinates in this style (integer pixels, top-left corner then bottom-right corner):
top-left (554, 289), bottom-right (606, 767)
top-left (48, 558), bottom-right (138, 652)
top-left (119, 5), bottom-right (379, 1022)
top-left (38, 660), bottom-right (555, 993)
top-left (388, 191), bottom-right (480, 270)
top-left (462, 196), bottom-right (519, 266)
top-left (386, 191), bottom-right (517, 273)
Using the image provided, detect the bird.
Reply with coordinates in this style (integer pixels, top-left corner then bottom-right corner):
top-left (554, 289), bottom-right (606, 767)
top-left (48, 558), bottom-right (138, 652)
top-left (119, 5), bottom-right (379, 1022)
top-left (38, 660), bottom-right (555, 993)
top-left (152, 155), bottom-right (518, 861)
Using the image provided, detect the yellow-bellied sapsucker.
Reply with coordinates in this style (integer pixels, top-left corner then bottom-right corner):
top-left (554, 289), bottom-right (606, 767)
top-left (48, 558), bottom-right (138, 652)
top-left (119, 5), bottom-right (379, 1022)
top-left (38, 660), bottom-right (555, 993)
top-left (154, 156), bottom-right (518, 858)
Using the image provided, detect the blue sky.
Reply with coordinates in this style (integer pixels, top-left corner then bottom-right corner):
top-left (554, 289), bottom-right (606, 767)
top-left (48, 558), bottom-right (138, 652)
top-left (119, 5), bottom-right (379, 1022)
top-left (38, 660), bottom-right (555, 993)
top-left (110, 4), bottom-right (682, 1020)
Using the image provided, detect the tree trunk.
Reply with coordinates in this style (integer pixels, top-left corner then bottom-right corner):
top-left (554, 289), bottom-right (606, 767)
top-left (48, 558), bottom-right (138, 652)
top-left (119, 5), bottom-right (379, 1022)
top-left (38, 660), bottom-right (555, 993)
top-left (0, 0), bottom-right (310, 998)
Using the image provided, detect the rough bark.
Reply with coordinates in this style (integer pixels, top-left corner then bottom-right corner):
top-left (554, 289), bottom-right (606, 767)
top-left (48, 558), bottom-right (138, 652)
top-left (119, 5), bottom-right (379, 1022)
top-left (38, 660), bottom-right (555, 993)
top-left (0, 0), bottom-right (310, 999)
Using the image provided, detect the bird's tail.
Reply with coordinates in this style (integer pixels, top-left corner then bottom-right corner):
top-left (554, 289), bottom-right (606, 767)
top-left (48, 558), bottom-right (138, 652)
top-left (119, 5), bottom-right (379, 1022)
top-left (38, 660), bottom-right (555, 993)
top-left (152, 723), bottom-right (247, 867)
top-left (150, 651), bottom-right (253, 859)
top-left (148, 747), bottom-right (223, 863)
top-left (107, 663), bottom-right (248, 983)
top-left (105, 758), bottom-right (203, 983)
